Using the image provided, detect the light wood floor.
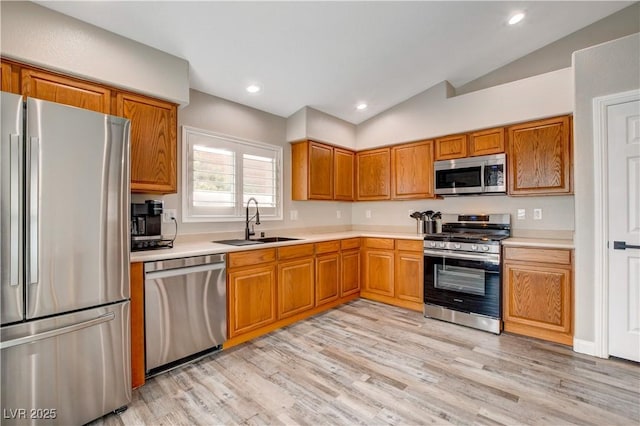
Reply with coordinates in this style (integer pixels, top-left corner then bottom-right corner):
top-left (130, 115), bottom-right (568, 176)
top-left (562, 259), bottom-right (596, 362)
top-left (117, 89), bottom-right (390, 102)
top-left (92, 299), bottom-right (639, 426)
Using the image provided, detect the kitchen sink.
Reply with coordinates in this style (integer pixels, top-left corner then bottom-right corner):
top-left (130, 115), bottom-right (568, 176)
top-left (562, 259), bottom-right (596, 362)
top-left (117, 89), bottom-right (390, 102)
top-left (254, 237), bottom-right (301, 243)
top-left (213, 237), bottom-right (301, 246)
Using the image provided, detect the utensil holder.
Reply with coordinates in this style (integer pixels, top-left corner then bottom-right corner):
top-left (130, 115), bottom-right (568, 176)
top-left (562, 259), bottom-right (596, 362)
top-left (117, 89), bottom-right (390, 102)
top-left (423, 220), bottom-right (436, 234)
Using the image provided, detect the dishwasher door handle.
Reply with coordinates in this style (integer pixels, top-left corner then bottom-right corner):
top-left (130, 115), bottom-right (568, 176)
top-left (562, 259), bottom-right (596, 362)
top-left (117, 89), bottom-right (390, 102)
top-left (145, 262), bottom-right (225, 280)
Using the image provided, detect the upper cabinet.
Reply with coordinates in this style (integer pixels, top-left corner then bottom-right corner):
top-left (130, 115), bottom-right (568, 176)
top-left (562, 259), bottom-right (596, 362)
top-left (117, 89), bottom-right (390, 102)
top-left (21, 68), bottom-right (111, 114)
top-left (434, 134), bottom-right (468, 160)
top-left (1, 61), bottom-right (19, 94)
top-left (391, 140), bottom-right (435, 199)
top-left (507, 115), bottom-right (572, 196)
top-left (117, 93), bottom-right (177, 194)
top-left (291, 140), bottom-right (354, 201)
top-left (356, 148), bottom-right (391, 200)
top-left (469, 127), bottom-right (505, 157)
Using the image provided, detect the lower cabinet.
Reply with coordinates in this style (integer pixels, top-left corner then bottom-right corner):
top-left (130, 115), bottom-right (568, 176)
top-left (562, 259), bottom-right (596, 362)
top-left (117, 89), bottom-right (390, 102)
top-left (228, 249), bottom-right (277, 338)
top-left (278, 257), bottom-right (314, 320)
top-left (316, 252), bottom-right (340, 306)
top-left (502, 246), bottom-right (573, 345)
top-left (341, 249), bottom-right (361, 297)
top-left (361, 238), bottom-right (424, 311)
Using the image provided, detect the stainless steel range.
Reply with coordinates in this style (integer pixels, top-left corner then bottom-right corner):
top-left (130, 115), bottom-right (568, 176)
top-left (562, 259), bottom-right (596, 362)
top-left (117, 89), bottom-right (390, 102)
top-left (423, 213), bottom-right (511, 334)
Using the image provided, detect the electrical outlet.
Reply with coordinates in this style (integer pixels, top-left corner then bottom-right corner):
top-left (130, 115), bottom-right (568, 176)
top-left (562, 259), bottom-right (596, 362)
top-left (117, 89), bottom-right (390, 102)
top-left (336, 210), bottom-right (341, 219)
top-left (365, 210), bottom-right (372, 219)
top-left (162, 209), bottom-right (176, 223)
top-left (290, 210), bottom-right (298, 221)
top-left (533, 208), bottom-right (543, 220)
top-left (517, 209), bottom-right (526, 220)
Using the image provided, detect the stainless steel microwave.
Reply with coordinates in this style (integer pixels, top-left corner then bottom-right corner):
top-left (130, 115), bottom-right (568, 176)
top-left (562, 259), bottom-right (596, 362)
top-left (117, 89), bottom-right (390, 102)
top-left (434, 153), bottom-right (506, 195)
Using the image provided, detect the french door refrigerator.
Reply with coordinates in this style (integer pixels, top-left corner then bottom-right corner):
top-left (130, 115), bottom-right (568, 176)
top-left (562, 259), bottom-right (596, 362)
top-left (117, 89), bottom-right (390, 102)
top-left (1, 92), bottom-right (131, 425)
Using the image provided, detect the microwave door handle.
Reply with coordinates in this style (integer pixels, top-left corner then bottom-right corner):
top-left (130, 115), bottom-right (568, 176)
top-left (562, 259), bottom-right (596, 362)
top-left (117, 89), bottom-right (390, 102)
top-left (480, 163), bottom-right (486, 192)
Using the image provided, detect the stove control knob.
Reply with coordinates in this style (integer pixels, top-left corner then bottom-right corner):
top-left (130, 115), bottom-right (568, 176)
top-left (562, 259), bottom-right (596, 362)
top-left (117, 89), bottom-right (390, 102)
top-left (437, 242), bottom-right (445, 248)
top-left (482, 246), bottom-right (490, 251)
top-left (430, 241), bottom-right (436, 247)
top-left (471, 245), bottom-right (478, 251)
top-left (454, 243), bottom-right (461, 249)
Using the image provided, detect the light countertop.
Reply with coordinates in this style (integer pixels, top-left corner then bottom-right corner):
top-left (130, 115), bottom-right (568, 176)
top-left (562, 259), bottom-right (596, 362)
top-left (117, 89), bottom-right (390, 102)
top-left (502, 237), bottom-right (574, 249)
top-left (130, 231), bottom-right (424, 263)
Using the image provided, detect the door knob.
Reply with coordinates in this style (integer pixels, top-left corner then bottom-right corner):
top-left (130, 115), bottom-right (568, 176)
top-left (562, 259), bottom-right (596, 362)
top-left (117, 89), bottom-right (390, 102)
top-left (613, 241), bottom-right (640, 250)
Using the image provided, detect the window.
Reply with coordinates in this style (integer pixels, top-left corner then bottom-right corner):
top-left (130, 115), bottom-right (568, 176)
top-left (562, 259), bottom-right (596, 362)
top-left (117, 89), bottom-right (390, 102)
top-left (182, 126), bottom-right (282, 222)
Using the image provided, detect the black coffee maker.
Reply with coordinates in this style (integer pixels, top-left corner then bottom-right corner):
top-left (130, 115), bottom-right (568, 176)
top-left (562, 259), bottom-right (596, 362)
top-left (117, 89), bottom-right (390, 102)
top-left (131, 200), bottom-right (164, 251)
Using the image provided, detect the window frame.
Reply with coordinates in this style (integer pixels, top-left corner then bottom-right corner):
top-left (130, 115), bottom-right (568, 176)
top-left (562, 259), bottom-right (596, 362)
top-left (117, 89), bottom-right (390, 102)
top-left (181, 125), bottom-right (283, 223)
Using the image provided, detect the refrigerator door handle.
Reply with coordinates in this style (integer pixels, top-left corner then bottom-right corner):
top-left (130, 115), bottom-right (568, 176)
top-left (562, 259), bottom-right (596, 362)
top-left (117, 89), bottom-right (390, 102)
top-left (28, 136), bottom-right (39, 285)
top-left (9, 134), bottom-right (20, 286)
top-left (0, 312), bottom-right (115, 349)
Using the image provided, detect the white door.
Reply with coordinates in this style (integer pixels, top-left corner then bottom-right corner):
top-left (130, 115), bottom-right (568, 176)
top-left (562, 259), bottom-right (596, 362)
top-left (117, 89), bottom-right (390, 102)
top-left (608, 98), bottom-right (640, 362)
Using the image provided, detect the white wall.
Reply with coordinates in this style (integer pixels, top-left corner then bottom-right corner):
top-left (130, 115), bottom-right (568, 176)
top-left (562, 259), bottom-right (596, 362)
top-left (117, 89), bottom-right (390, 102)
top-left (0, 1), bottom-right (189, 106)
top-left (136, 90), bottom-right (352, 238)
top-left (285, 106), bottom-right (357, 149)
top-left (356, 68), bottom-right (573, 149)
top-left (573, 33), bottom-right (640, 344)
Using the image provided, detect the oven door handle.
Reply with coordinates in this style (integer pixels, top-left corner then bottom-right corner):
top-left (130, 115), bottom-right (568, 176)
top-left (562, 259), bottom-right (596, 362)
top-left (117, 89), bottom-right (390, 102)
top-left (423, 249), bottom-right (500, 264)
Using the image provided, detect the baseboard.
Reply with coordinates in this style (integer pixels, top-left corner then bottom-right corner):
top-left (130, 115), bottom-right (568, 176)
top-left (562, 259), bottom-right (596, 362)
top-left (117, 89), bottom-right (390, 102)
top-left (573, 338), bottom-right (597, 356)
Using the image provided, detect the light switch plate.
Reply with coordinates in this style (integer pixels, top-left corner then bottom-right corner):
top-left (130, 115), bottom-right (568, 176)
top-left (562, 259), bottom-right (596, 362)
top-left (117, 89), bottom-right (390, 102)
top-left (533, 208), bottom-right (542, 220)
top-left (290, 210), bottom-right (298, 221)
top-left (336, 210), bottom-right (341, 219)
top-left (162, 209), bottom-right (177, 223)
top-left (517, 209), bottom-right (526, 220)
top-left (365, 210), bottom-right (372, 219)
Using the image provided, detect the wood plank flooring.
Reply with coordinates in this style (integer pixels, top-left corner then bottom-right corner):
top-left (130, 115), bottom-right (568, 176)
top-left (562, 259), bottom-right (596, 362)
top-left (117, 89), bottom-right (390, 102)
top-left (91, 299), bottom-right (639, 425)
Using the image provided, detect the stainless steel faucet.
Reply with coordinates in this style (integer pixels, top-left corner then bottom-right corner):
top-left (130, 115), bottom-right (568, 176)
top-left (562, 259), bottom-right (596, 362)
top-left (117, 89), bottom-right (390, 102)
top-left (244, 197), bottom-right (261, 240)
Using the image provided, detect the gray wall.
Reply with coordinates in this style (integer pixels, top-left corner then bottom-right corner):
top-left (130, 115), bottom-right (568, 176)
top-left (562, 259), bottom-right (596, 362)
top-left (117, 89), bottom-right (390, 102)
top-left (573, 33), bottom-right (640, 343)
top-left (0, 1), bottom-right (189, 105)
top-left (138, 89), bottom-right (352, 238)
top-left (457, 2), bottom-right (640, 95)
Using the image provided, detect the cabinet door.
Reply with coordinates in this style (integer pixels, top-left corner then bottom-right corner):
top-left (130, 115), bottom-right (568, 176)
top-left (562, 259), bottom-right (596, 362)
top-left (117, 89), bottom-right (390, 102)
top-left (278, 258), bottom-right (314, 319)
top-left (395, 251), bottom-right (423, 303)
top-left (357, 148), bottom-right (391, 200)
top-left (341, 249), bottom-right (360, 297)
top-left (391, 140), bottom-right (434, 199)
top-left (308, 142), bottom-right (333, 200)
top-left (316, 253), bottom-right (340, 306)
top-left (363, 250), bottom-right (394, 297)
top-left (334, 148), bottom-right (355, 201)
top-left (117, 93), bottom-right (177, 194)
top-left (507, 116), bottom-right (572, 195)
top-left (228, 265), bottom-right (276, 338)
top-left (130, 262), bottom-right (145, 389)
top-left (21, 68), bottom-right (111, 113)
top-left (434, 134), bottom-right (468, 160)
top-left (503, 262), bottom-right (572, 345)
top-left (1, 61), bottom-right (19, 94)
top-left (469, 127), bottom-right (505, 156)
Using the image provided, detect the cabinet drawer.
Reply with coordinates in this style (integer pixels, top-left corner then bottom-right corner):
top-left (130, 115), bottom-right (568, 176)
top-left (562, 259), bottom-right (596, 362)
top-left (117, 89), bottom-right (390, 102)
top-left (396, 239), bottom-right (423, 252)
top-left (278, 243), bottom-right (314, 260)
top-left (364, 238), bottom-right (395, 250)
top-left (315, 240), bottom-right (340, 254)
top-left (228, 248), bottom-right (276, 268)
top-left (504, 247), bottom-right (572, 265)
top-left (340, 238), bottom-right (361, 251)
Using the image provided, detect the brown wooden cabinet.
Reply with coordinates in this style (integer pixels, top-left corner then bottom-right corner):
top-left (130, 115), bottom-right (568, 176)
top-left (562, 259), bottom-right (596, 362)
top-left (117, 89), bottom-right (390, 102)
top-left (277, 243), bottom-right (315, 319)
top-left (434, 134), bottom-right (468, 160)
top-left (361, 238), bottom-right (395, 297)
top-left (21, 68), bottom-right (112, 114)
top-left (227, 249), bottom-right (277, 338)
top-left (1, 60), bottom-right (19, 94)
top-left (503, 246), bottom-right (573, 345)
top-left (356, 148), bottom-right (391, 200)
top-left (334, 147), bottom-right (355, 201)
top-left (469, 127), bottom-right (505, 156)
top-left (507, 115), bottom-right (572, 196)
top-left (391, 140), bottom-right (435, 199)
top-left (291, 141), bottom-right (355, 201)
top-left (315, 240), bottom-right (341, 306)
top-left (117, 92), bottom-right (177, 194)
top-left (394, 240), bottom-right (424, 306)
top-left (340, 238), bottom-right (361, 297)
top-left (130, 262), bottom-right (145, 389)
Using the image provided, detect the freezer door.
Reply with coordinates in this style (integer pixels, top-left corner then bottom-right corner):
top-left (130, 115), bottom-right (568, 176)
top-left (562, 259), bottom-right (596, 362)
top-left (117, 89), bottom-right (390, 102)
top-left (1, 302), bottom-right (131, 425)
top-left (25, 98), bottom-right (130, 319)
top-left (1, 92), bottom-right (24, 325)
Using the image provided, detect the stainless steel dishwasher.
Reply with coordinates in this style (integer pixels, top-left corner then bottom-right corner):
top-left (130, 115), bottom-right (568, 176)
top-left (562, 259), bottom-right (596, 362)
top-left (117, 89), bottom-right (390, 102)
top-left (144, 254), bottom-right (226, 375)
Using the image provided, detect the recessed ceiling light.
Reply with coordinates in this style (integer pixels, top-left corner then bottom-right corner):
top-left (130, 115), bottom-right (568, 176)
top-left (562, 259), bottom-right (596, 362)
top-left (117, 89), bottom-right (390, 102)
top-left (356, 103), bottom-right (368, 110)
top-left (508, 12), bottom-right (525, 25)
top-left (246, 84), bottom-right (261, 93)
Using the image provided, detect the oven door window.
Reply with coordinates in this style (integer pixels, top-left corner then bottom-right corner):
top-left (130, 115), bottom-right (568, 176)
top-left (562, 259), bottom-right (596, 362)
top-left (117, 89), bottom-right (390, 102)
top-left (435, 166), bottom-right (482, 189)
top-left (434, 264), bottom-right (485, 296)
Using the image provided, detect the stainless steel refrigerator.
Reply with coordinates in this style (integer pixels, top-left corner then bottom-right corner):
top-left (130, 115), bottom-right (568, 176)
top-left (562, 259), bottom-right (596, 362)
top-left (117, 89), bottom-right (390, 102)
top-left (1, 92), bottom-right (131, 425)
